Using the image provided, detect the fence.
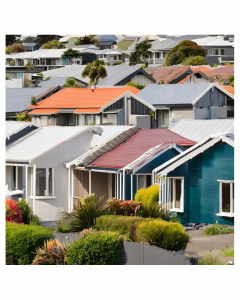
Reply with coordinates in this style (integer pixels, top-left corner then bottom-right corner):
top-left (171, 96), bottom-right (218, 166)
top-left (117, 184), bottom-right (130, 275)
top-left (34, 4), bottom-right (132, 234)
top-left (121, 240), bottom-right (197, 265)
top-left (52, 232), bottom-right (197, 265)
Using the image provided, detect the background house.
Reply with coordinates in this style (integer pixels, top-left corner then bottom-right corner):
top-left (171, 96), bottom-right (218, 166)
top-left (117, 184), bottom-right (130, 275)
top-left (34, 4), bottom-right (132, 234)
top-left (28, 87), bottom-right (156, 128)
top-left (35, 64), bottom-right (156, 87)
top-left (137, 83), bottom-right (234, 128)
top-left (153, 133), bottom-right (234, 225)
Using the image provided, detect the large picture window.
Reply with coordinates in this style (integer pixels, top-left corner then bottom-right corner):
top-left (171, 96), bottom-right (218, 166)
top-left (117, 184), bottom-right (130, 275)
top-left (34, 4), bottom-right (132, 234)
top-left (218, 180), bottom-right (234, 217)
top-left (36, 168), bottom-right (54, 196)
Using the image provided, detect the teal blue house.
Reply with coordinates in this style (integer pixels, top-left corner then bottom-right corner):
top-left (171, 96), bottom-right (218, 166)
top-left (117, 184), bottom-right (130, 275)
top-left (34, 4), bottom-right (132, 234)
top-left (154, 132), bottom-right (234, 225)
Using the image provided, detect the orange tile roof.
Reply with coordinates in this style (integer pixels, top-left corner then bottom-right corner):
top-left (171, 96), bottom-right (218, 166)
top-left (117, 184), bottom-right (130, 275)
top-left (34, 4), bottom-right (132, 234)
top-left (27, 87), bottom-right (139, 110)
top-left (29, 109), bottom-right (60, 115)
top-left (221, 86), bottom-right (234, 96)
top-left (74, 108), bottom-right (100, 114)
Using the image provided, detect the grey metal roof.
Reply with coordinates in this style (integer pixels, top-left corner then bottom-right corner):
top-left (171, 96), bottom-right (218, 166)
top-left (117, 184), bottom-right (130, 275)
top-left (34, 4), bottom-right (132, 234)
top-left (38, 77), bottom-right (87, 88)
top-left (6, 121), bottom-right (38, 138)
top-left (169, 119), bottom-right (234, 142)
top-left (137, 83), bottom-right (213, 105)
top-left (35, 65), bottom-right (155, 87)
top-left (6, 126), bottom-right (92, 162)
top-left (6, 87), bottom-right (54, 113)
top-left (22, 43), bottom-right (38, 47)
top-left (225, 132), bottom-right (234, 141)
top-left (68, 44), bottom-right (99, 50)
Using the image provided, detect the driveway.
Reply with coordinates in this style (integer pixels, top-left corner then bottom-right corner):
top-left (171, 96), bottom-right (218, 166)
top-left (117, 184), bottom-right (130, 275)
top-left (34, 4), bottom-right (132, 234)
top-left (185, 227), bottom-right (234, 264)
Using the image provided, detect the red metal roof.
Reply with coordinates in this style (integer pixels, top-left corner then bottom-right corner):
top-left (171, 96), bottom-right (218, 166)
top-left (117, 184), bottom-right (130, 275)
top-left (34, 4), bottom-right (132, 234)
top-left (90, 128), bottom-right (196, 169)
top-left (27, 87), bottom-right (139, 110)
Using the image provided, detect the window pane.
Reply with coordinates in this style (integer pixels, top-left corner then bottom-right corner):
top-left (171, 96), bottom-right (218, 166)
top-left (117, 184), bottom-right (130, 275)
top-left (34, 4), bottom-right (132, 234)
top-left (36, 169), bottom-right (46, 196)
top-left (232, 183), bottom-right (234, 213)
top-left (222, 183), bottom-right (230, 212)
top-left (221, 49), bottom-right (224, 55)
top-left (215, 49), bottom-right (219, 55)
top-left (78, 115), bottom-right (85, 125)
top-left (95, 115), bottom-right (101, 125)
top-left (146, 175), bottom-right (152, 188)
top-left (138, 175), bottom-right (145, 189)
top-left (49, 168), bottom-right (52, 196)
top-left (175, 179), bottom-right (181, 209)
top-left (86, 115), bottom-right (93, 125)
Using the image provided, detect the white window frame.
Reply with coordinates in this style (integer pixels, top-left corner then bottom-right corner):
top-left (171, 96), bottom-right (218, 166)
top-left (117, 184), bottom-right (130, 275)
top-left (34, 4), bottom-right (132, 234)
top-left (168, 177), bottom-right (184, 213)
top-left (137, 174), bottom-right (152, 190)
top-left (216, 180), bottom-right (234, 217)
top-left (35, 167), bottom-right (55, 197)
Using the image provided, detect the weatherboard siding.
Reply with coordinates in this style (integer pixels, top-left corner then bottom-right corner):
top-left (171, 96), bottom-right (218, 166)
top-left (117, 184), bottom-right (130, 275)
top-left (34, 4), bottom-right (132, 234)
top-left (170, 107), bottom-right (194, 120)
top-left (167, 141), bottom-right (234, 225)
top-left (131, 74), bottom-right (155, 85)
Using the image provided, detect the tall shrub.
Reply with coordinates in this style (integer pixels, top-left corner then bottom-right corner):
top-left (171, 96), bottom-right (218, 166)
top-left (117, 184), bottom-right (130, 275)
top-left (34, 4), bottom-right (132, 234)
top-left (134, 185), bottom-right (159, 205)
top-left (6, 222), bottom-right (53, 265)
top-left (17, 199), bottom-right (31, 224)
top-left (66, 232), bottom-right (122, 265)
top-left (6, 199), bottom-right (23, 224)
top-left (138, 220), bottom-right (190, 251)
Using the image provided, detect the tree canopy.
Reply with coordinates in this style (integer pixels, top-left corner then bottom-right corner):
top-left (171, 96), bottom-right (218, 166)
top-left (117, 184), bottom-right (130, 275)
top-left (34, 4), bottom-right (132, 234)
top-left (6, 35), bottom-right (18, 46)
top-left (130, 40), bottom-right (152, 65)
top-left (181, 56), bottom-right (206, 66)
top-left (228, 75), bottom-right (234, 87)
top-left (82, 59), bottom-right (107, 87)
top-left (63, 78), bottom-right (81, 88)
top-left (74, 35), bottom-right (99, 47)
top-left (61, 48), bottom-right (82, 58)
top-left (34, 35), bottom-right (60, 44)
top-left (41, 40), bottom-right (65, 49)
top-left (165, 40), bottom-right (206, 66)
top-left (6, 44), bottom-right (25, 54)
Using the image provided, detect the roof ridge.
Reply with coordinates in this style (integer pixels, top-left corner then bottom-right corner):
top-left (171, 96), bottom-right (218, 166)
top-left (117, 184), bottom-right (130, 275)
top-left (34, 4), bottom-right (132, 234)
top-left (81, 126), bottom-right (141, 167)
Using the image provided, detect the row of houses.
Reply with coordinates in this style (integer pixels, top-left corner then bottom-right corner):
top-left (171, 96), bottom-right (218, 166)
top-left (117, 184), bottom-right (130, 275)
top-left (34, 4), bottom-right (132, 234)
top-left (6, 118), bottom-right (234, 227)
top-left (6, 83), bottom-right (234, 127)
top-left (6, 34), bottom-right (234, 84)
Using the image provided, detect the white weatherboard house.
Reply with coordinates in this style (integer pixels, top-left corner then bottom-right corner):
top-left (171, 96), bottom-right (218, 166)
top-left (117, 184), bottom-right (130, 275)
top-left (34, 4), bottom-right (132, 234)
top-left (6, 126), bottom-right (99, 224)
top-left (5, 123), bottom-right (133, 225)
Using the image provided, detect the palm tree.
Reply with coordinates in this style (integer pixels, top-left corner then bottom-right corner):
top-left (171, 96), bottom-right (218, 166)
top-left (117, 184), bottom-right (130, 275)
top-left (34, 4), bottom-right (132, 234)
top-left (82, 59), bottom-right (107, 88)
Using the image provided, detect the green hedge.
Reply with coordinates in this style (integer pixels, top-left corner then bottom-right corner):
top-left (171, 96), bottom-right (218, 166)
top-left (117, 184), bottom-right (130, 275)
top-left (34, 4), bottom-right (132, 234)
top-left (66, 232), bottom-right (122, 265)
top-left (6, 222), bottom-right (53, 265)
top-left (138, 220), bottom-right (190, 251)
top-left (95, 215), bottom-right (154, 241)
top-left (112, 61), bottom-right (122, 65)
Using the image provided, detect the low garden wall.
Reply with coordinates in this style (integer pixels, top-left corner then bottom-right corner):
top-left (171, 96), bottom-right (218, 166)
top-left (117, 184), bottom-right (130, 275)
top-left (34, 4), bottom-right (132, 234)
top-left (52, 232), bottom-right (198, 265)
